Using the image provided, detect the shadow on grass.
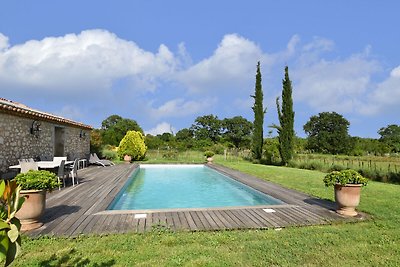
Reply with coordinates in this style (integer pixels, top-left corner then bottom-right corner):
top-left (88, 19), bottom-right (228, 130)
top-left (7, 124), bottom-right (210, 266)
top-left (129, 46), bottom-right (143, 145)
top-left (39, 248), bottom-right (115, 267)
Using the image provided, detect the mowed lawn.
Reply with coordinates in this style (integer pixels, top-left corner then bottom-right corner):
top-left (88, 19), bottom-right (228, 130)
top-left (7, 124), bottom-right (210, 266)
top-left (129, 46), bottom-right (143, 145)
top-left (11, 161), bottom-right (400, 266)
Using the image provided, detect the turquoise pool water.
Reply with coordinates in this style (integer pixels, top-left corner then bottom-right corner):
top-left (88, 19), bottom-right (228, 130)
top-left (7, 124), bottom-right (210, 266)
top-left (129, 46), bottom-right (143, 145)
top-left (108, 165), bottom-right (284, 210)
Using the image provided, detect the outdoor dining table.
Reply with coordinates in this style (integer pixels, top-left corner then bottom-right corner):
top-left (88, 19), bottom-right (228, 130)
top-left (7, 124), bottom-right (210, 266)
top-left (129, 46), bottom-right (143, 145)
top-left (9, 161), bottom-right (74, 170)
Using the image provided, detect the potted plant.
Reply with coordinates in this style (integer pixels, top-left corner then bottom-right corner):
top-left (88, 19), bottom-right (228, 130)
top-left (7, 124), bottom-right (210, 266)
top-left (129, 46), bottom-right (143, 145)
top-left (204, 151), bottom-right (215, 163)
top-left (13, 170), bottom-right (60, 231)
top-left (323, 169), bottom-right (368, 216)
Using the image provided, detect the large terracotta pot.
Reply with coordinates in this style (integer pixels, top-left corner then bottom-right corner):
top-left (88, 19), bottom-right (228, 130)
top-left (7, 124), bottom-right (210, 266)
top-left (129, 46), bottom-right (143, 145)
top-left (206, 157), bottom-right (213, 163)
top-left (334, 184), bottom-right (362, 217)
top-left (124, 155), bottom-right (132, 163)
top-left (16, 189), bottom-right (46, 231)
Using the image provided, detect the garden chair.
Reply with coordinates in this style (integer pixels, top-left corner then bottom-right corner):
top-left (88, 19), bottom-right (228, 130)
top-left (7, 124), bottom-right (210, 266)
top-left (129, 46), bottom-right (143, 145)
top-left (57, 160), bottom-right (68, 190)
top-left (89, 153), bottom-right (114, 167)
top-left (20, 161), bottom-right (38, 173)
top-left (67, 158), bottom-right (79, 186)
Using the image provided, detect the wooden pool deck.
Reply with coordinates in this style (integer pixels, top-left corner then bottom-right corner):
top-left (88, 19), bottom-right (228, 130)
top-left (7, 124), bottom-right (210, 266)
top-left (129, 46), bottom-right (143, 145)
top-left (27, 163), bottom-right (362, 237)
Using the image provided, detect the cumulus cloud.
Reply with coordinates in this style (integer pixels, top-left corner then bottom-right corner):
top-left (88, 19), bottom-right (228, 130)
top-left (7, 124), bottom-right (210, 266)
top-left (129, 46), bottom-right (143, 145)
top-left (0, 29), bottom-right (178, 96)
top-left (293, 40), bottom-right (381, 113)
top-left (145, 122), bottom-right (176, 136)
top-left (360, 65), bottom-right (400, 115)
top-left (177, 34), bottom-right (264, 93)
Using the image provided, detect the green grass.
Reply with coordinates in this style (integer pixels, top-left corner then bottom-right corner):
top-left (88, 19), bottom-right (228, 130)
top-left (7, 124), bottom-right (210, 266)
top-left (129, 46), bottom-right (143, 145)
top-left (10, 160), bottom-right (400, 266)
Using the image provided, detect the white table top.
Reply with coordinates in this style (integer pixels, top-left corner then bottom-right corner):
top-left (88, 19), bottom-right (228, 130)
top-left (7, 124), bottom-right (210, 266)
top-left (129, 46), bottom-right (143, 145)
top-left (9, 161), bottom-right (74, 169)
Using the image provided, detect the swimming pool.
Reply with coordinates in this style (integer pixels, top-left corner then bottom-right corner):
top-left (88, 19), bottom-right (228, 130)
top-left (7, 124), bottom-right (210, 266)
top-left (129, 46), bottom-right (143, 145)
top-left (108, 164), bottom-right (284, 210)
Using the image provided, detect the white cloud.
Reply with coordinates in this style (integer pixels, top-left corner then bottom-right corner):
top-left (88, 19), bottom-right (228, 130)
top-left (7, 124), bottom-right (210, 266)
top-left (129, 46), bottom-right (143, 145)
top-left (177, 33), bottom-right (264, 93)
top-left (360, 65), bottom-right (400, 115)
top-left (293, 44), bottom-right (381, 113)
top-left (0, 33), bottom-right (9, 51)
top-left (0, 29), bottom-right (178, 95)
top-left (149, 98), bottom-right (217, 119)
top-left (145, 122), bottom-right (176, 136)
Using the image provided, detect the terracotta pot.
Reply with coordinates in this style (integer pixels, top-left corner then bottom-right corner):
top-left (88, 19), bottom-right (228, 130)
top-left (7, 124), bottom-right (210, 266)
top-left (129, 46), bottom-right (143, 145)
top-left (124, 155), bottom-right (132, 162)
top-left (334, 184), bottom-right (362, 217)
top-left (206, 157), bottom-right (213, 163)
top-left (16, 189), bottom-right (46, 231)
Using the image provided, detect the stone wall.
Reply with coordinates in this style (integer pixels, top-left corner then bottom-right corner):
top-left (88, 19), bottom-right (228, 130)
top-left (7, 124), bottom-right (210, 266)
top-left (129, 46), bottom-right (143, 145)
top-left (0, 113), bottom-right (90, 175)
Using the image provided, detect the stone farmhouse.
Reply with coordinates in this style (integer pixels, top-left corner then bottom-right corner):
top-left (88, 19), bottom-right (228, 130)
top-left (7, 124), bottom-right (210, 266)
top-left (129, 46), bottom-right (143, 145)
top-left (0, 98), bottom-right (92, 177)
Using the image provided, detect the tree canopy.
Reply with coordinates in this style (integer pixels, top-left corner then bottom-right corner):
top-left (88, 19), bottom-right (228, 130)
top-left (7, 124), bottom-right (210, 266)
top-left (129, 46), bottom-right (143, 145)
top-left (303, 112), bottom-right (352, 154)
top-left (190, 114), bottom-right (221, 143)
top-left (222, 116), bottom-right (253, 148)
top-left (378, 124), bottom-right (400, 152)
top-left (101, 115), bottom-right (143, 146)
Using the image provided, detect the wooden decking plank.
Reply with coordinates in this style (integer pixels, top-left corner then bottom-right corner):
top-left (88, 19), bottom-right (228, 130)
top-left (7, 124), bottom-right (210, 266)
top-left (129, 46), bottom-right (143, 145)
top-left (231, 209), bottom-right (260, 228)
top-left (177, 212), bottom-right (190, 230)
top-left (189, 211), bottom-right (205, 230)
top-left (81, 214), bottom-right (102, 234)
top-left (248, 209), bottom-right (279, 228)
top-left (170, 212), bottom-right (181, 231)
top-left (210, 210), bottom-right (234, 229)
top-left (223, 210), bottom-right (247, 228)
top-left (183, 212), bottom-right (198, 231)
top-left (204, 211), bottom-right (226, 229)
top-left (194, 211), bottom-right (214, 230)
top-left (137, 218), bottom-right (146, 233)
top-left (240, 209), bottom-right (268, 228)
top-left (200, 211), bottom-right (220, 230)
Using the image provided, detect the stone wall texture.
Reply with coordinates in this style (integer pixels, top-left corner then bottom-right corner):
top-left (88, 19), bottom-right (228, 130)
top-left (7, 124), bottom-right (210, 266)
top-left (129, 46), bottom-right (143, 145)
top-left (0, 113), bottom-right (90, 174)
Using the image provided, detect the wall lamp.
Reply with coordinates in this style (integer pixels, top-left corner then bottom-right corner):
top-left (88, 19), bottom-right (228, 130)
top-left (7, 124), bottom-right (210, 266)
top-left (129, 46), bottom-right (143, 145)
top-left (30, 120), bottom-right (41, 138)
top-left (79, 129), bottom-right (87, 139)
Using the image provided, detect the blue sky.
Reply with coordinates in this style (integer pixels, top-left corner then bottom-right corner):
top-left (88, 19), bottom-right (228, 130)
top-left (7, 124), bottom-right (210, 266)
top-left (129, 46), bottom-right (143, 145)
top-left (1, 1), bottom-right (399, 138)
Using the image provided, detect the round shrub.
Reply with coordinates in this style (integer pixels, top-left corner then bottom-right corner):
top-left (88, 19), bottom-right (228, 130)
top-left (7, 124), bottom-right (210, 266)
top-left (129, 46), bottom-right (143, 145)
top-left (14, 170), bottom-right (60, 191)
top-left (118, 130), bottom-right (147, 161)
top-left (323, 169), bottom-right (368, 187)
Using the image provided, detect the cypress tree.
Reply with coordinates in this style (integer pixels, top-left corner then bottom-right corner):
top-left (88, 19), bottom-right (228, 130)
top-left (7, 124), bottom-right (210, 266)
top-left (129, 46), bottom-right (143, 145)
top-left (251, 61), bottom-right (265, 160)
top-left (276, 66), bottom-right (295, 165)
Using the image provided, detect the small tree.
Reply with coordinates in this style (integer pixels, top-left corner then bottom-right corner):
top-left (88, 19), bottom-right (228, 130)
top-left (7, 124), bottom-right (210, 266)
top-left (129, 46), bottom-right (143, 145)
top-left (118, 131), bottom-right (147, 161)
top-left (274, 66), bottom-right (295, 165)
top-left (303, 112), bottom-right (352, 154)
top-left (251, 61), bottom-right (266, 160)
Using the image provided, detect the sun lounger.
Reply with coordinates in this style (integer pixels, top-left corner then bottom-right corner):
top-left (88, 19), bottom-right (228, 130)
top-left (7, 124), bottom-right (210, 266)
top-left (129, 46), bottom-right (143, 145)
top-left (89, 153), bottom-right (115, 167)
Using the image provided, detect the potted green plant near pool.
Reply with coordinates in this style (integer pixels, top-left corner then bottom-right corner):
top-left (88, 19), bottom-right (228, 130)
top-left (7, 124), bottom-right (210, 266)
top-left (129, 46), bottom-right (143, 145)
top-left (323, 169), bottom-right (368, 217)
top-left (204, 151), bottom-right (215, 163)
top-left (14, 170), bottom-right (60, 231)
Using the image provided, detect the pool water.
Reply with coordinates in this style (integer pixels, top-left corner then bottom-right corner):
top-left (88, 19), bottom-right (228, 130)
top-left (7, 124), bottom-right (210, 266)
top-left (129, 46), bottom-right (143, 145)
top-left (108, 165), bottom-right (283, 210)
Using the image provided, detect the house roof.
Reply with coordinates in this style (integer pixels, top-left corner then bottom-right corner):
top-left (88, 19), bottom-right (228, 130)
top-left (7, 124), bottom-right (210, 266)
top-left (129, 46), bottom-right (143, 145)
top-left (0, 98), bottom-right (92, 130)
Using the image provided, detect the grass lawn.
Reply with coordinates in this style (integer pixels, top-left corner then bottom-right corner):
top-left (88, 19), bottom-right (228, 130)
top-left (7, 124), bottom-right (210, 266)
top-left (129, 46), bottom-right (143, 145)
top-left (10, 160), bottom-right (400, 266)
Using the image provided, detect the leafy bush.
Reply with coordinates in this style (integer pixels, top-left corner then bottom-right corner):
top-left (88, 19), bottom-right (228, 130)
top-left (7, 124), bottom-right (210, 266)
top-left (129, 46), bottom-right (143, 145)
top-left (14, 170), bottom-right (60, 191)
top-left (204, 151), bottom-right (215, 158)
top-left (118, 131), bottom-right (147, 161)
top-left (162, 150), bottom-right (178, 160)
top-left (102, 146), bottom-right (117, 160)
top-left (323, 169), bottom-right (368, 187)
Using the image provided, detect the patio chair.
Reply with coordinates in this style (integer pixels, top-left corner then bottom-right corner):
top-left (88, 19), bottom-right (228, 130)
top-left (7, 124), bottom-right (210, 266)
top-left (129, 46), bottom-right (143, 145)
top-left (89, 153), bottom-right (114, 167)
top-left (67, 158), bottom-right (79, 186)
top-left (57, 160), bottom-right (68, 190)
top-left (20, 161), bottom-right (38, 173)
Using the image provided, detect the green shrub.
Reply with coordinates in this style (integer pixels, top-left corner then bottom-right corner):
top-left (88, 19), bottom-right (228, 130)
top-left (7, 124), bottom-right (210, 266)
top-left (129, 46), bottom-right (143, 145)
top-left (323, 169), bottom-right (368, 187)
top-left (14, 170), bottom-right (60, 191)
top-left (102, 147), bottom-right (117, 160)
top-left (118, 131), bottom-right (147, 161)
top-left (204, 151), bottom-right (215, 158)
top-left (162, 150), bottom-right (178, 160)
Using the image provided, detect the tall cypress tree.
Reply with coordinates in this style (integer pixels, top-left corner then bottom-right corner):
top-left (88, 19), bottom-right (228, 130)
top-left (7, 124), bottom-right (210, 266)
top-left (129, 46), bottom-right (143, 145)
top-left (251, 61), bottom-right (265, 160)
top-left (276, 66), bottom-right (295, 165)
